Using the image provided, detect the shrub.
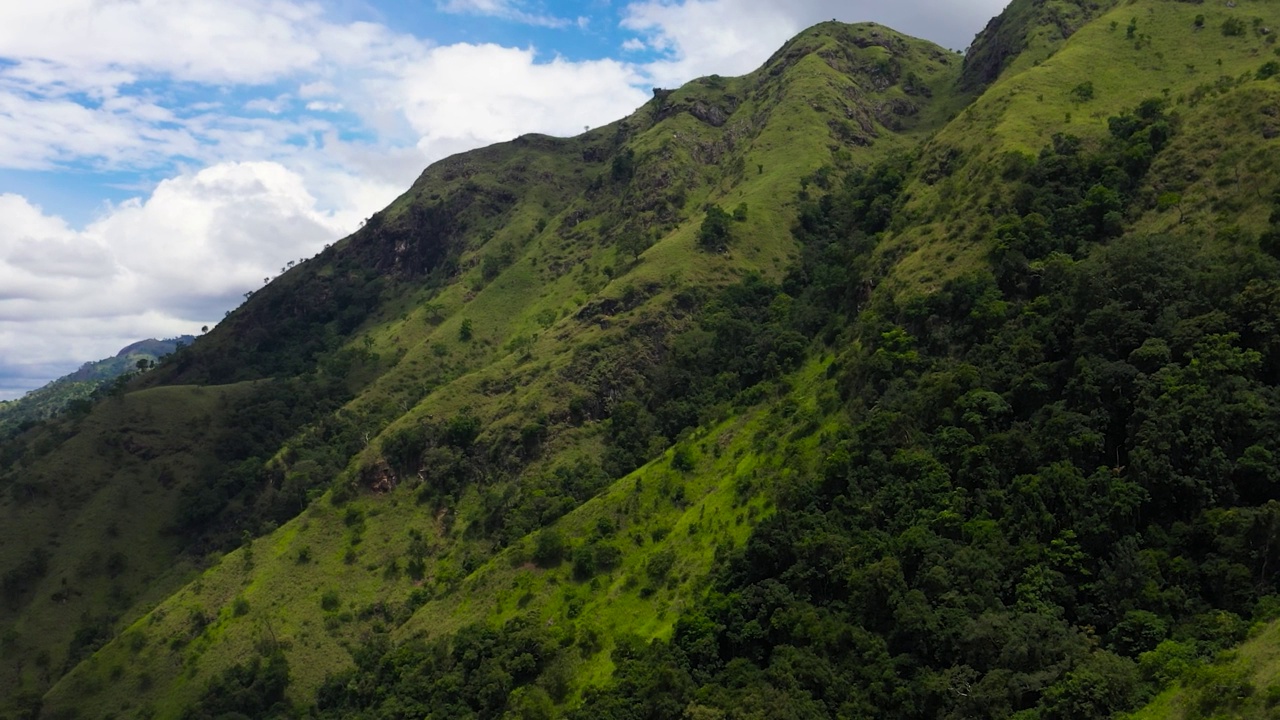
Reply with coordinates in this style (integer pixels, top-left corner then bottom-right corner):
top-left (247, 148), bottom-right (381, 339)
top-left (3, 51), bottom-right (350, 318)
top-left (533, 529), bottom-right (567, 567)
top-left (697, 206), bottom-right (733, 251)
top-left (645, 548), bottom-right (676, 584)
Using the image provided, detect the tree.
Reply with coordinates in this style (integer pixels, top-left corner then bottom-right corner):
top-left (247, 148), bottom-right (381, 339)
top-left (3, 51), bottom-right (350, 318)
top-left (1157, 191), bottom-right (1185, 223)
top-left (459, 318), bottom-right (474, 342)
top-left (618, 230), bottom-right (650, 262)
top-left (533, 529), bottom-right (567, 567)
top-left (698, 206), bottom-right (733, 251)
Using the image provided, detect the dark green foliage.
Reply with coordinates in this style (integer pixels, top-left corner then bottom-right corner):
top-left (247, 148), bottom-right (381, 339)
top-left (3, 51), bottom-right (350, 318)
top-left (1222, 17), bottom-right (1246, 37)
top-left (572, 542), bottom-right (622, 581)
top-left (1, 547), bottom-right (49, 608)
top-left (610, 148), bottom-right (636, 184)
top-left (697, 205), bottom-right (733, 251)
top-left (460, 318), bottom-right (474, 342)
top-left (574, 105), bottom-right (1280, 720)
top-left (533, 529), bottom-right (568, 568)
top-left (993, 100), bottom-right (1172, 294)
top-left (600, 275), bottom-right (809, 477)
top-left (1259, 61), bottom-right (1280, 80)
top-left (617, 230), bottom-right (651, 261)
top-left (182, 650), bottom-right (290, 720)
top-left (173, 374), bottom-right (352, 551)
top-left (594, 156), bottom-right (912, 479)
top-left (315, 618), bottom-right (560, 719)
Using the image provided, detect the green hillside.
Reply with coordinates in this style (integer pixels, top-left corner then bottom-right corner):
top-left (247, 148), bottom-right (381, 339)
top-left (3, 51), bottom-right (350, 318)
top-left (6, 1), bottom-right (1280, 718)
top-left (0, 337), bottom-right (195, 438)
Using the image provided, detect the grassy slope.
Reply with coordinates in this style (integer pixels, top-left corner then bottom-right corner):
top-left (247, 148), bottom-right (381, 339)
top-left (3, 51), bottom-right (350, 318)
top-left (879, 0), bottom-right (1280, 293)
top-left (1128, 618), bottom-right (1280, 720)
top-left (52, 360), bottom-right (835, 719)
top-left (0, 383), bottom-right (256, 705)
top-left (32, 22), bottom-right (965, 719)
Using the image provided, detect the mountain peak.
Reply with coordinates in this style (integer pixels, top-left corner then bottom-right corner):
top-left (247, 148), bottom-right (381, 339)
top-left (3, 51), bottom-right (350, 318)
top-left (962, 0), bottom-right (1116, 89)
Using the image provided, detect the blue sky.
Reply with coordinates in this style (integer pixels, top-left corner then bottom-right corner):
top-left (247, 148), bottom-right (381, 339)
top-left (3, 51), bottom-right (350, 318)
top-left (0, 0), bottom-right (1008, 400)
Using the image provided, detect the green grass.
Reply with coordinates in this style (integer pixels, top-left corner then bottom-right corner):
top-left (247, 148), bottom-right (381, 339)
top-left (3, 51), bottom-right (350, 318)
top-left (880, 0), bottom-right (1280, 294)
top-left (1127, 619), bottom-right (1280, 720)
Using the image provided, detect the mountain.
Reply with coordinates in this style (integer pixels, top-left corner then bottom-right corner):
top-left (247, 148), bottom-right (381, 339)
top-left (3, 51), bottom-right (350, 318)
top-left (5, 0), bottom-right (1280, 717)
top-left (0, 336), bottom-right (196, 438)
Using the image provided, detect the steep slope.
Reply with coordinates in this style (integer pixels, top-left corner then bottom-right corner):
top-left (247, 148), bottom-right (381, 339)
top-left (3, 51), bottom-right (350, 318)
top-left (0, 22), bottom-right (966, 719)
top-left (961, 0), bottom-right (1115, 90)
top-left (882, 0), bottom-right (1280, 293)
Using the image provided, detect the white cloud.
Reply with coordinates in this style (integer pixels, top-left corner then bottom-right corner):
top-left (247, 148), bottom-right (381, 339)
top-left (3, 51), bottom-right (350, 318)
top-left (306, 101), bottom-right (345, 112)
top-left (394, 43), bottom-right (648, 161)
top-left (299, 81), bottom-right (339, 98)
top-left (0, 162), bottom-right (392, 398)
top-left (0, 0), bottom-right (324, 87)
top-left (246, 96), bottom-right (292, 114)
top-left (624, 0), bottom-right (1009, 85)
top-left (437, 0), bottom-right (572, 28)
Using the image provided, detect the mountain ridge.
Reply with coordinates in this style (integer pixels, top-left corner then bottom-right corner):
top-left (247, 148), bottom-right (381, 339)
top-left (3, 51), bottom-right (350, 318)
top-left (0, 335), bottom-right (195, 438)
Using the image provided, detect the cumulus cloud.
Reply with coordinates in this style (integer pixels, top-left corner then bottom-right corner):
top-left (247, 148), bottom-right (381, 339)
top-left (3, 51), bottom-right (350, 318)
top-left (0, 162), bottom-right (378, 398)
top-left (394, 44), bottom-right (648, 160)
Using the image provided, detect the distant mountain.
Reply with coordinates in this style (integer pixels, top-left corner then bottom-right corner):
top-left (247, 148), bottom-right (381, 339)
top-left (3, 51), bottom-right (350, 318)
top-left (0, 335), bottom-right (195, 436)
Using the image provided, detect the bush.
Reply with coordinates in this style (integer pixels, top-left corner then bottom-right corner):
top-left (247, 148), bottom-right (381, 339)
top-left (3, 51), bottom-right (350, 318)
top-left (697, 206), bottom-right (733, 251)
top-left (1223, 17), bottom-right (1246, 37)
top-left (645, 548), bottom-right (676, 584)
top-left (320, 589), bottom-right (340, 612)
top-left (533, 529), bottom-right (568, 567)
